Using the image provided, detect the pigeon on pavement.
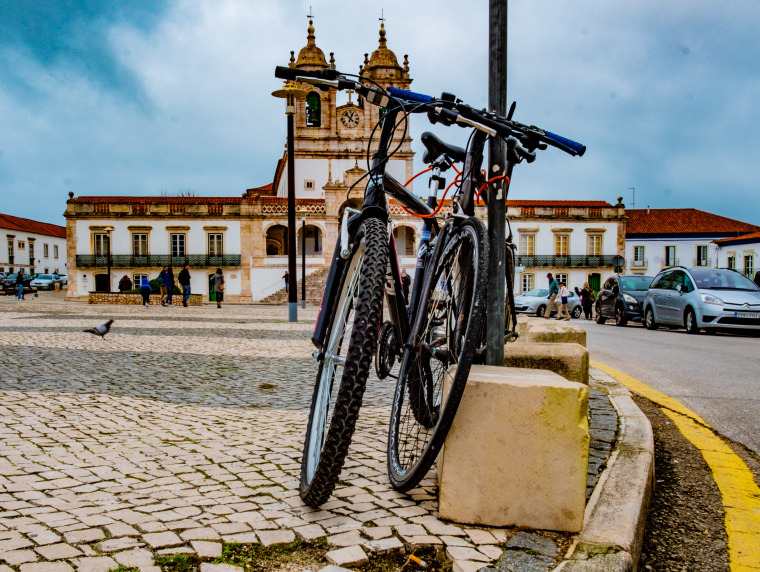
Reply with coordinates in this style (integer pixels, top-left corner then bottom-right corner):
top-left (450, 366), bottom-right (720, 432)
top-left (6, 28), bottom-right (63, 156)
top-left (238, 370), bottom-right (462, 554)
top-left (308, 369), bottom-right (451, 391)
top-left (83, 319), bottom-right (114, 339)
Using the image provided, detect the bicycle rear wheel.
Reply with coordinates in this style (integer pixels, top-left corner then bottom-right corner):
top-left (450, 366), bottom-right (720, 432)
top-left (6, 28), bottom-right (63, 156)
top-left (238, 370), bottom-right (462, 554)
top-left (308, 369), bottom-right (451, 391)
top-left (300, 218), bottom-right (388, 507)
top-left (387, 217), bottom-right (488, 492)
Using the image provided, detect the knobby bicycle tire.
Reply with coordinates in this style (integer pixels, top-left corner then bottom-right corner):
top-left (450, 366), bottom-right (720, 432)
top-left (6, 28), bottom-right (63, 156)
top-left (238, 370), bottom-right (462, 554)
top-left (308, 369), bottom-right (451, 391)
top-left (375, 320), bottom-right (398, 379)
top-left (300, 218), bottom-right (388, 507)
top-left (387, 217), bottom-right (488, 492)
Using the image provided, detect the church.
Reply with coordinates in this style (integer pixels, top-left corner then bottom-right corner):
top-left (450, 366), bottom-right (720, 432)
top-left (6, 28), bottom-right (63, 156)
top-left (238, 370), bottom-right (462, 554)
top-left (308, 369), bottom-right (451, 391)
top-left (64, 19), bottom-right (627, 303)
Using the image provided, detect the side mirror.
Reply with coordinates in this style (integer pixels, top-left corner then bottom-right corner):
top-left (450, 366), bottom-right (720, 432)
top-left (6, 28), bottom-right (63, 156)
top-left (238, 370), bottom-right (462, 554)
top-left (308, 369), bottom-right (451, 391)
top-left (676, 284), bottom-right (683, 293)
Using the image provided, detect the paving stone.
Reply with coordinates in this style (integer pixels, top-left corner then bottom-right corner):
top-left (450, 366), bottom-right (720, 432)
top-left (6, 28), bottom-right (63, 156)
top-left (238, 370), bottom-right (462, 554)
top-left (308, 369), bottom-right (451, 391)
top-left (440, 536), bottom-right (474, 547)
top-left (446, 546), bottom-right (490, 563)
top-left (325, 546), bottom-right (368, 567)
top-left (1, 549), bottom-right (39, 565)
top-left (491, 550), bottom-right (555, 572)
top-left (478, 545), bottom-right (503, 560)
top-left (200, 564), bottom-right (242, 572)
top-left (452, 561), bottom-right (488, 572)
top-left (179, 528), bottom-right (221, 541)
top-left (293, 524), bottom-right (325, 541)
top-left (97, 537), bottom-right (143, 553)
top-left (0, 537), bottom-right (34, 551)
top-left (402, 535), bottom-right (444, 547)
top-left (156, 547), bottom-right (195, 556)
top-left (464, 529), bottom-right (498, 545)
top-left (28, 531), bottom-right (62, 546)
top-left (73, 557), bottom-right (118, 572)
top-left (20, 563), bottom-right (75, 572)
top-left (112, 548), bottom-right (154, 569)
top-left (256, 530), bottom-right (295, 546)
top-left (505, 532), bottom-right (559, 558)
top-left (363, 536), bottom-right (404, 554)
top-left (142, 532), bottom-right (183, 549)
top-left (63, 529), bottom-right (105, 545)
top-left (360, 526), bottom-right (392, 540)
top-left (316, 566), bottom-right (355, 572)
top-left (34, 543), bottom-right (83, 560)
top-left (191, 541), bottom-right (222, 559)
top-left (210, 523), bottom-right (250, 535)
top-left (220, 533), bottom-right (258, 544)
top-left (420, 519), bottom-right (465, 536)
top-left (1, 565), bottom-right (14, 572)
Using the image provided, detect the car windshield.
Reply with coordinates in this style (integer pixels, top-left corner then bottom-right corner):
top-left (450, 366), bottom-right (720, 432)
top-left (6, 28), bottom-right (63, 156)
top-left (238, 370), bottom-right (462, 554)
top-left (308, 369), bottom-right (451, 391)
top-left (6, 274), bottom-right (18, 280)
top-left (690, 268), bottom-right (760, 291)
top-left (523, 288), bottom-right (549, 297)
top-left (619, 276), bottom-right (652, 291)
top-left (36, 275), bottom-right (52, 280)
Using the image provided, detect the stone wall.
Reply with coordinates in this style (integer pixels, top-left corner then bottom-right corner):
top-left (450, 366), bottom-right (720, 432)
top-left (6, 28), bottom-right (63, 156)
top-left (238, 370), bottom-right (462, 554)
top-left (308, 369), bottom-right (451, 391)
top-left (87, 292), bottom-right (204, 306)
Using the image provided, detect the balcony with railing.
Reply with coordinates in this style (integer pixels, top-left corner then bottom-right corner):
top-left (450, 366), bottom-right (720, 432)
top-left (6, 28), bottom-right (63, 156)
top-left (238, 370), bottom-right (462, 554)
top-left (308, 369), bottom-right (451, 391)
top-left (663, 258), bottom-right (680, 268)
top-left (516, 254), bottom-right (623, 268)
top-left (632, 258), bottom-right (648, 268)
top-left (76, 254), bottom-right (241, 268)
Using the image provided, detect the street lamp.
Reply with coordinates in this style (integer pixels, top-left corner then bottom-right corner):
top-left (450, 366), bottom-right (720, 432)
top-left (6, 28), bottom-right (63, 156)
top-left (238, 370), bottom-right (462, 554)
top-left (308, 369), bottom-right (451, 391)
top-left (300, 208), bottom-right (307, 309)
top-left (272, 81), bottom-right (307, 322)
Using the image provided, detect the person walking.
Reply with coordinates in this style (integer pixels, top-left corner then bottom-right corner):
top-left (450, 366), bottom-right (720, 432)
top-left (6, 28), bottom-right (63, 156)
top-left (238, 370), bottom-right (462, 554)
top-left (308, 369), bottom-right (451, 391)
top-left (165, 266), bottom-right (175, 306)
top-left (16, 269), bottom-right (25, 300)
top-left (556, 281), bottom-right (571, 320)
top-left (545, 273), bottom-right (559, 318)
top-left (118, 275), bottom-right (132, 293)
top-left (401, 268), bottom-right (411, 304)
top-left (575, 282), bottom-right (594, 320)
top-left (213, 268), bottom-right (225, 309)
top-left (158, 266), bottom-right (168, 306)
top-left (140, 276), bottom-right (152, 307)
top-left (283, 271), bottom-right (289, 293)
top-left (178, 263), bottom-right (191, 307)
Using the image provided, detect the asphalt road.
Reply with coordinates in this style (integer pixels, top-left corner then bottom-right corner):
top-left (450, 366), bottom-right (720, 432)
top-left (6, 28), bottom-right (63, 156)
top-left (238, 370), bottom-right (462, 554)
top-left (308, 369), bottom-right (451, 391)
top-left (573, 318), bottom-right (760, 455)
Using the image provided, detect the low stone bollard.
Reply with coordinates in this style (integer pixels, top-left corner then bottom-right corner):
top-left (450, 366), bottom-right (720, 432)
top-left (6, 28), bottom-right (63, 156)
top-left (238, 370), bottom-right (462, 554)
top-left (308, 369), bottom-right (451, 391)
top-left (438, 365), bottom-right (589, 532)
top-left (523, 320), bottom-right (586, 346)
top-left (503, 342), bottom-right (589, 385)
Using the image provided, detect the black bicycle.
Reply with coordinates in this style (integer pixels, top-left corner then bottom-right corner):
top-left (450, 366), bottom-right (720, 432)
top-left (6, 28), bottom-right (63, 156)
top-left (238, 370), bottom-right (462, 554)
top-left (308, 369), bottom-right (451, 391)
top-left (274, 65), bottom-right (584, 505)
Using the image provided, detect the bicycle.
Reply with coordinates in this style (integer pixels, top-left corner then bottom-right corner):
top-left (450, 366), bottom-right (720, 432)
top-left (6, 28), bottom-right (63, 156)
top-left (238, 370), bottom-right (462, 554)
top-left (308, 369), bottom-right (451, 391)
top-left (274, 65), bottom-right (585, 505)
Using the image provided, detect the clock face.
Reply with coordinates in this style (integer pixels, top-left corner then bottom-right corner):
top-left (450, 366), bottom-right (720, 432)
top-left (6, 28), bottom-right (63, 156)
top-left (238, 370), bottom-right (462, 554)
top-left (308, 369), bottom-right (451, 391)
top-left (340, 109), bottom-right (360, 128)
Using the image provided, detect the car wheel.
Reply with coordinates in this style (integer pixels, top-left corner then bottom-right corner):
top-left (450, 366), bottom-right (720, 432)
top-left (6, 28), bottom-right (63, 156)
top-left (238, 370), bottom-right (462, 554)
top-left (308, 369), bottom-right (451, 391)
top-left (536, 305), bottom-right (546, 318)
top-left (571, 306), bottom-right (582, 319)
top-left (685, 308), bottom-right (700, 334)
top-left (645, 307), bottom-right (658, 330)
top-left (615, 306), bottom-right (628, 327)
top-left (595, 311), bottom-right (606, 324)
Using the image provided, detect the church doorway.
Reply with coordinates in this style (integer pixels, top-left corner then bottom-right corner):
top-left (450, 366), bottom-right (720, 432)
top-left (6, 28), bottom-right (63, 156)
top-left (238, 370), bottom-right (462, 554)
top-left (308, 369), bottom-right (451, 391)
top-left (94, 273), bottom-right (110, 292)
top-left (266, 225), bottom-right (289, 255)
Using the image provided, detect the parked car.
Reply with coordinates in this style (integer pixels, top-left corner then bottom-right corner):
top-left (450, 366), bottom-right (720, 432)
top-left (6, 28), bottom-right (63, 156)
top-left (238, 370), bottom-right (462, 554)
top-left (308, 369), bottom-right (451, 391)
top-left (595, 274), bottom-right (654, 326)
top-left (514, 288), bottom-right (583, 318)
top-left (59, 275), bottom-right (68, 286)
top-left (30, 274), bottom-right (64, 290)
top-left (644, 267), bottom-right (760, 334)
top-left (1, 273), bottom-right (35, 291)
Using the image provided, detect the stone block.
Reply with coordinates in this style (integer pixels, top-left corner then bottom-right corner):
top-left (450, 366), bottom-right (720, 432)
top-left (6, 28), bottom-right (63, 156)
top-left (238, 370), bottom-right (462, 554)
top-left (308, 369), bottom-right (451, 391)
top-left (503, 342), bottom-right (589, 385)
top-left (439, 366), bottom-right (589, 532)
top-left (525, 321), bottom-right (586, 346)
top-left (325, 546), bottom-right (368, 567)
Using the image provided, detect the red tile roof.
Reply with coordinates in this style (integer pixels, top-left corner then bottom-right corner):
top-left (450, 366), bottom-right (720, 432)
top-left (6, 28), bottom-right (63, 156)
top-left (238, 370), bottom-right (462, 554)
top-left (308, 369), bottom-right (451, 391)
top-left (506, 200), bottom-right (612, 207)
top-left (627, 208), bottom-right (760, 237)
top-left (713, 231), bottom-right (760, 244)
top-left (73, 196), bottom-right (240, 204)
top-left (0, 213), bottom-right (66, 239)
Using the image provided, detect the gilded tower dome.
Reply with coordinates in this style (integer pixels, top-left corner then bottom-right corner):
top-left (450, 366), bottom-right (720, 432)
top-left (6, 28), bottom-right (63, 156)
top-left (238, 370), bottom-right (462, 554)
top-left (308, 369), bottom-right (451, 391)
top-left (294, 19), bottom-right (328, 70)
top-left (361, 23), bottom-right (410, 85)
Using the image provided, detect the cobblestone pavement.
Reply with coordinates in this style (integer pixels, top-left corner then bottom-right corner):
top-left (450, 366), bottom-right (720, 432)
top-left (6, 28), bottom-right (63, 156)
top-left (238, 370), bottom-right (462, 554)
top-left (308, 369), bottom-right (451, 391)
top-left (0, 295), bottom-right (616, 572)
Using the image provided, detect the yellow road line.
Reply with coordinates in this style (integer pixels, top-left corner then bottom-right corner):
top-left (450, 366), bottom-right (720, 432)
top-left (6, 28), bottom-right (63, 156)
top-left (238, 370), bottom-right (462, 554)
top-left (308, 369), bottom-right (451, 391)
top-left (592, 360), bottom-right (760, 571)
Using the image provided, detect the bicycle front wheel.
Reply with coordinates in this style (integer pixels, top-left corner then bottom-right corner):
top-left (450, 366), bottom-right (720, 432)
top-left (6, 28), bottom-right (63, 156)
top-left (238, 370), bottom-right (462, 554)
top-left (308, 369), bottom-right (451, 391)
top-left (387, 217), bottom-right (488, 492)
top-left (300, 218), bottom-right (388, 507)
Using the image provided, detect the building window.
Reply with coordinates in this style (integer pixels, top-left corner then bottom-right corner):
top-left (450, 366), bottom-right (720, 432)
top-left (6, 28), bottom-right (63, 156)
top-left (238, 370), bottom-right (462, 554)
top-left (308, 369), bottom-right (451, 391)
top-left (588, 235), bottom-right (602, 256)
top-left (133, 273), bottom-right (148, 288)
top-left (305, 92), bottom-right (321, 127)
top-left (634, 246), bottom-right (646, 267)
top-left (745, 254), bottom-right (755, 277)
top-left (171, 233), bottom-right (186, 257)
top-left (555, 235), bottom-right (569, 257)
top-left (7, 239), bottom-right (13, 260)
top-left (94, 234), bottom-right (109, 256)
top-left (664, 246), bottom-right (677, 266)
top-left (555, 273), bottom-right (568, 285)
top-left (53, 245), bottom-right (59, 259)
top-left (696, 245), bottom-right (709, 267)
top-left (29, 241), bottom-right (34, 260)
top-left (132, 234), bottom-right (148, 256)
top-left (727, 255), bottom-right (736, 270)
top-left (208, 233), bottom-right (223, 256)
top-left (18, 241), bottom-right (25, 250)
top-left (521, 273), bottom-right (534, 293)
top-left (304, 180), bottom-right (315, 191)
top-left (43, 244), bottom-right (49, 258)
top-left (520, 234), bottom-right (535, 256)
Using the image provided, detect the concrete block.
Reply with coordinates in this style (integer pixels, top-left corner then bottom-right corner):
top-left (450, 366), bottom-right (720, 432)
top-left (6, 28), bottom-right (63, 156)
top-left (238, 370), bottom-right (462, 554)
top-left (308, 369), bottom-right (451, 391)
top-left (525, 321), bottom-right (586, 346)
top-left (439, 366), bottom-right (589, 532)
top-left (503, 342), bottom-right (589, 385)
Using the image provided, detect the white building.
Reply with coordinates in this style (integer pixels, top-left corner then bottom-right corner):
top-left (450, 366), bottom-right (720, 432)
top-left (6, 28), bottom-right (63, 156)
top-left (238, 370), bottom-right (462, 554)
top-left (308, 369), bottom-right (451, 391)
top-left (624, 208), bottom-right (760, 279)
top-left (713, 231), bottom-right (760, 279)
top-left (1, 213), bottom-right (67, 275)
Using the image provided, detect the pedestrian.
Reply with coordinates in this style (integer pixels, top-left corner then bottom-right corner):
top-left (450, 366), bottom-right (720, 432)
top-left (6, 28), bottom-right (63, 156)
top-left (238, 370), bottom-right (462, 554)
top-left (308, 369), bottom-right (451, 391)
top-left (575, 282), bottom-right (594, 320)
top-left (213, 268), bottom-right (225, 309)
top-left (283, 271), bottom-right (289, 293)
top-left (556, 281), bottom-right (571, 320)
top-left (754, 269), bottom-right (760, 289)
top-left (140, 276), bottom-right (152, 307)
top-left (158, 266), bottom-right (168, 306)
top-left (16, 269), bottom-right (25, 300)
top-left (165, 266), bottom-right (175, 306)
top-left (401, 268), bottom-right (411, 303)
top-left (118, 275), bottom-right (132, 293)
top-left (545, 273), bottom-right (559, 318)
top-left (178, 263), bottom-right (191, 307)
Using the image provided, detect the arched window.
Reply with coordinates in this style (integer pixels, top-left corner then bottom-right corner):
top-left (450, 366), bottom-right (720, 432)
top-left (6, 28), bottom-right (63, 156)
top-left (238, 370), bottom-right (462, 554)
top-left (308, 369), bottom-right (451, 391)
top-left (305, 92), bottom-right (321, 127)
top-left (266, 225), bottom-right (289, 256)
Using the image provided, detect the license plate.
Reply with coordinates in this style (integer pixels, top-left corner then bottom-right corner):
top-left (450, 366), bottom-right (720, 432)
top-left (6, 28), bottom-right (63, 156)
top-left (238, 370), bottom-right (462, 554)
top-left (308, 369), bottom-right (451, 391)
top-left (734, 312), bottom-right (758, 319)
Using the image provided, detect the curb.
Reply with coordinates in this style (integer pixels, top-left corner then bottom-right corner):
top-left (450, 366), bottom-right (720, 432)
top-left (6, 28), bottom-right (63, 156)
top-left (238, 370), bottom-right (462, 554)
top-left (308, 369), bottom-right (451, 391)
top-left (553, 367), bottom-right (655, 572)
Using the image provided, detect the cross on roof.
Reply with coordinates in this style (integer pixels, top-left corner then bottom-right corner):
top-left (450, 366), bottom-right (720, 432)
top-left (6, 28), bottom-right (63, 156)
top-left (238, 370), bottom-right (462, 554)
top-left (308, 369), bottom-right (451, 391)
top-left (379, 9), bottom-right (385, 23)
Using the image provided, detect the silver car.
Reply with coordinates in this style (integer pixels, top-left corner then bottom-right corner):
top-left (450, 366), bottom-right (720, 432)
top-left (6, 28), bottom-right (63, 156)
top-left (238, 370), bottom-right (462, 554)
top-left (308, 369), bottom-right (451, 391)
top-left (29, 274), bottom-right (63, 290)
top-left (644, 267), bottom-right (760, 333)
top-left (514, 288), bottom-right (583, 318)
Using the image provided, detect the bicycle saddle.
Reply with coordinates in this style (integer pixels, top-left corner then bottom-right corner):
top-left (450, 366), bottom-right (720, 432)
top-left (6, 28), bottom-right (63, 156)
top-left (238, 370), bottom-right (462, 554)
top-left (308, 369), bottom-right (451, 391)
top-left (421, 131), bottom-right (466, 164)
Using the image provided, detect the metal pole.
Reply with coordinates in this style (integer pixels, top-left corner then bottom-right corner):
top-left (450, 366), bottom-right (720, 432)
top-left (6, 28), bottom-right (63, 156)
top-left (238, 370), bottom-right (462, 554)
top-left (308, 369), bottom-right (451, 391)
top-left (301, 217), bottom-right (306, 309)
top-left (287, 111), bottom-right (298, 322)
top-left (486, 0), bottom-right (507, 366)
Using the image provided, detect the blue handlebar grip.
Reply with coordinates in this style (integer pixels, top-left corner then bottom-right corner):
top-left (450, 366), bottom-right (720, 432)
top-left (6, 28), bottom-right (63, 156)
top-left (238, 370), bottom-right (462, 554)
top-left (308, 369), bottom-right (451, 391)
top-left (388, 87), bottom-right (432, 103)
top-left (545, 130), bottom-right (586, 156)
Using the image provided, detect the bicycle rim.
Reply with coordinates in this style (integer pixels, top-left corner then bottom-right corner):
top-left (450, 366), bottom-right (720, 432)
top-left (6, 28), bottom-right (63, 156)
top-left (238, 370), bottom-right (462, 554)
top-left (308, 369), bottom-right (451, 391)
top-left (387, 217), bottom-right (488, 492)
top-left (300, 218), bottom-right (388, 506)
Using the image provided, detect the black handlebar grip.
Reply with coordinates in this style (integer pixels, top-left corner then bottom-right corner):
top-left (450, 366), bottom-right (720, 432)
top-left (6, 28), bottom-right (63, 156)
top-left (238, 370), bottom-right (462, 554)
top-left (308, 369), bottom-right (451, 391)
top-left (274, 66), bottom-right (340, 81)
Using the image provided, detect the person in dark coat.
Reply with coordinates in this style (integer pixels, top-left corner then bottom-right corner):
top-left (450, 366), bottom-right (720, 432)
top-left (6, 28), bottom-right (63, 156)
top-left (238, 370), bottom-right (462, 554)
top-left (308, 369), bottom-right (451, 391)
top-left (118, 275), bottom-right (132, 293)
top-left (401, 268), bottom-right (411, 303)
top-left (165, 266), bottom-right (175, 306)
top-left (283, 271), bottom-right (289, 293)
top-left (178, 263), bottom-right (191, 307)
top-left (213, 268), bottom-right (225, 309)
top-left (158, 266), bottom-right (168, 305)
top-left (16, 269), bottom-right (25, 300)
top-left (140, 276), bottom-right (152, 307)
top-left (575, 282), bottom-right (594, 320)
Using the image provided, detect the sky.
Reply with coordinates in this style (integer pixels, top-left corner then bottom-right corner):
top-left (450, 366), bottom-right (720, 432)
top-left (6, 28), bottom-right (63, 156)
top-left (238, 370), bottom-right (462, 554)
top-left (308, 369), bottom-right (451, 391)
top-left (1, 0), bottom-right (759, 227)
